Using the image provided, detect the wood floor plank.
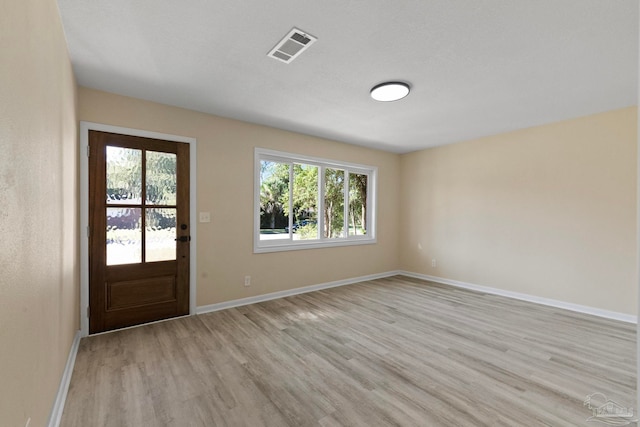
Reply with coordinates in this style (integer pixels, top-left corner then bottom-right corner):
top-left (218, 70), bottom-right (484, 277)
top-left (60, 276), bottom-right (636, 426)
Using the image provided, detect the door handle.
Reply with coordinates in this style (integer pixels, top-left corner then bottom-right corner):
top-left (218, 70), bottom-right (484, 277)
top-left (175, 236), bottom-right (191, 242)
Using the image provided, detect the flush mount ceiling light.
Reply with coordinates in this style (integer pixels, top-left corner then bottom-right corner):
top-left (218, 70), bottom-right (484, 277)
top-left (370, 81), bottom-right (410, 102)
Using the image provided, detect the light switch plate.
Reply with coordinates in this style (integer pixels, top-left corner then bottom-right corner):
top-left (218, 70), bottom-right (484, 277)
top-left (199, 212), bottom-right (211, 223)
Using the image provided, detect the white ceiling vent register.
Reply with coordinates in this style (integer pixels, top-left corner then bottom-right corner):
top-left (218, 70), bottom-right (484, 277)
top-left (267, 28), bottom-right (317, 64)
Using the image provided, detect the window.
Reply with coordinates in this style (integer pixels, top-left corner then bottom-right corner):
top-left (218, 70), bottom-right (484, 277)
top-left (255, 148), bottom-right (377, 252)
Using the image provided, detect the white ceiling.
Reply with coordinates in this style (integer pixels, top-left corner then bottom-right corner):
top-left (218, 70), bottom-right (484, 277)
top-left (57, 1), bottom-right (638, 154)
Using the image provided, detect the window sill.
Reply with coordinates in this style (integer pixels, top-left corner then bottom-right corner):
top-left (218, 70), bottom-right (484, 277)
top-left (254, 237), bottom-right (377, 253)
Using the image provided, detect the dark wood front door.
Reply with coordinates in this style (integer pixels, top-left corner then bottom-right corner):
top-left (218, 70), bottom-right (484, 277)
top-left (89, 130), bottom-right (190, 334)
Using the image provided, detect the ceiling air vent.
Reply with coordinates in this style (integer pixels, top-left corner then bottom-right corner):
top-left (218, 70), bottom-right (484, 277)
top-left (268, 28), bottom-right (317, 64)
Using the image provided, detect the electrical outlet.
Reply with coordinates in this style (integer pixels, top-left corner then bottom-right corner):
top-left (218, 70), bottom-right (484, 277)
top-left (431, 259), bottom-right (437, 268)
top-left (244, 276), bottom-right (251, 287)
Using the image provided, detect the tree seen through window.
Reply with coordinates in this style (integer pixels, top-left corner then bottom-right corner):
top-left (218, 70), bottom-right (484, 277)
top-left (258, 159), bottom-right (368, 242)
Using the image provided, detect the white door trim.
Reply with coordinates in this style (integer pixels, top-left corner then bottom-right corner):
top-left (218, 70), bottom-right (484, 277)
top-left (79, 121), bottom-right (197, 336)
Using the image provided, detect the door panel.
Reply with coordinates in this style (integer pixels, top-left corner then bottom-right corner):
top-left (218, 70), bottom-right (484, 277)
top-left (107, 276), bottom-right (176, 310)
top-left (89, 130), bottom-right (190, 333)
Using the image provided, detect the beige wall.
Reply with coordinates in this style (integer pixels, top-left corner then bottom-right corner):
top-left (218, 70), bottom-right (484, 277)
top-left (400, 107), bottom-right (638, 315)
top-left (78, 87), bottom-right (401, 306)
top-left (0, 0), bottom-right (79, 425)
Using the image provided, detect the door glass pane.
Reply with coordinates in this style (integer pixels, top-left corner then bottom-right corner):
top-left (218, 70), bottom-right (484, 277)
top-left (348, 173), bottom-right (368, 236)
top-left (107, 208), bottom-right (141, 265)
top-left (106, 146), bottom-right (142, 204)
top-left (259, 160), bottom-right (290, 240)
top-left (146, 151), bottom-right (177, 205)
top-left (292, 163), bottom-right (318, 240)
top-left (146, 208), bottom-right (176, 262)
top-left (324, 168), bottom-right (345, 238)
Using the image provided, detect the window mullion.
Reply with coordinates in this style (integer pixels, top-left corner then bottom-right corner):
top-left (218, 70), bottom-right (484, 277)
top-left (288, 163), bottom-right (294, 240)
top-left (319, 166), bottom-right (325, 241)
top-left (364, 172), bottom-right (369, 236)
top-left (343, 170), bottom-right (349, 239)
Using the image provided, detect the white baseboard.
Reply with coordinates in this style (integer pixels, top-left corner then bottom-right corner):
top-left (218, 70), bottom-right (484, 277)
top-left (196, 271), bottom-right (402, 315)
top-left (197, 270), bottom-right (637, 324)
top-left (47, 330), bottom-right (81, 427)
top-left (399, 271), bottom-right (637, 324)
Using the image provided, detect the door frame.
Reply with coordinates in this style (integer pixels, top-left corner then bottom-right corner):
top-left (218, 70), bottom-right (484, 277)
top-left (80, 121), bottom-right (197, 336)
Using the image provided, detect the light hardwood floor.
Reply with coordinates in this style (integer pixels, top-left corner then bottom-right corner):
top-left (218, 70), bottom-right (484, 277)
top-left (60, 276), bottom-right (636, 426)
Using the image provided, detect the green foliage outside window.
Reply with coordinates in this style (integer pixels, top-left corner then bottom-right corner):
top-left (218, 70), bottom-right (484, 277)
top-left (259, 159), bottom-right (367, 239)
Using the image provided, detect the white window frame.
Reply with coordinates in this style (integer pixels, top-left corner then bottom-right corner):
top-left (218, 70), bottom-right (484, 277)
top-left (254, 148), bottom-right (377, 253)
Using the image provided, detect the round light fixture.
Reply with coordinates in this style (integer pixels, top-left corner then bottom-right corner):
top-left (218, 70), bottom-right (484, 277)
top-left (370, 81), bottom-right (410, 102)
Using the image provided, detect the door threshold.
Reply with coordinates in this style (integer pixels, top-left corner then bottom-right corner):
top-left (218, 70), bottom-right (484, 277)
top-left (88, 314), bottom-right (193, 337)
